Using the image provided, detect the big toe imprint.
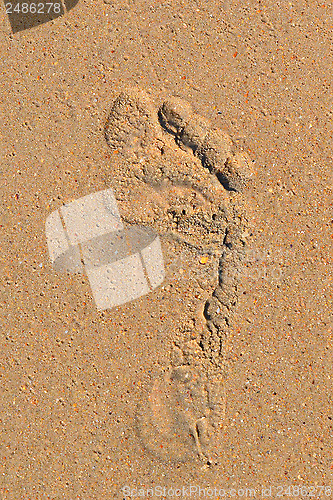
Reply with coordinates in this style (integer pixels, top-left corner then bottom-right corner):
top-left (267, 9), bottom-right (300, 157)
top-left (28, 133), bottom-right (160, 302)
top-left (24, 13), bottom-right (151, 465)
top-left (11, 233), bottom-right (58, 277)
top-left (104, 87), bottom-right (254, 463)
top-left (105, 88), bottom-right (163, 157)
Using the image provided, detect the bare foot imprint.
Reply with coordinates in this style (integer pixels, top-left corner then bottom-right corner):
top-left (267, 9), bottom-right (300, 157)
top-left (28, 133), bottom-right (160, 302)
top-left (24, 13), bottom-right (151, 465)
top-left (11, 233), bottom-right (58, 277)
top-left (104, 88), bottom-right (254, 464)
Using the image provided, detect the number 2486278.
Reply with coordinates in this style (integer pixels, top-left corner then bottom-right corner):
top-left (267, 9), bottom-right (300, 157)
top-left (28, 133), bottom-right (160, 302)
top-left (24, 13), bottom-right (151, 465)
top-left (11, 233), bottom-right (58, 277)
top-left (6, 3), bottom-right (62, 14)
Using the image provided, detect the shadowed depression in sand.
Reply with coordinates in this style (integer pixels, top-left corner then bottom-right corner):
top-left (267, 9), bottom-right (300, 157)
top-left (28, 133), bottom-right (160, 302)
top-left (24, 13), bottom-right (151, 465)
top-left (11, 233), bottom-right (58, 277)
top-left (104, 88), bottom-right (255, 463)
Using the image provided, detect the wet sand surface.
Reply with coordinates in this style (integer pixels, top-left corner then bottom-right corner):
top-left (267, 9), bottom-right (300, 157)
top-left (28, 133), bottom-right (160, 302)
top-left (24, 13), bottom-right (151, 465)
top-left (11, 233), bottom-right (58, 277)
top-left (0, 0), bottom-right (332, 498)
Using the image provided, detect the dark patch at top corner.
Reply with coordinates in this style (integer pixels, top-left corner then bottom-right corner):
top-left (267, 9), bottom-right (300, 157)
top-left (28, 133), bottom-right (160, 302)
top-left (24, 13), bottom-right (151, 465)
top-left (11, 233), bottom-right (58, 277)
top-left (64, 0), bottom-right (80, 10)
top-left (7, 0), bottom-right (80, 34)
top-left (8, 4), bottom-right (65, 34)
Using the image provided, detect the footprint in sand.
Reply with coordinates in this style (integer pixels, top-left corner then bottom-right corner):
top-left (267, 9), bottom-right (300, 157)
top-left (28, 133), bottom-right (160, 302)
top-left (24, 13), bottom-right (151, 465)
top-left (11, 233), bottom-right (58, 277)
top-left (104, 88), bottom-right (255, 463)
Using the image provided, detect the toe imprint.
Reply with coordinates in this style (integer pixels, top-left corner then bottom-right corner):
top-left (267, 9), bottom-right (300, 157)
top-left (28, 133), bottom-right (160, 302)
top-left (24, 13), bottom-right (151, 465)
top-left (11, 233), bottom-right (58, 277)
top-left (158, 96), bottom-right (254, 192)
top-left (196, 129), bottom-right (234, 181)
top-left (105, 88), bottom-right (161, 158)
top-left (179, 115), bottom-right (210, 152)
top-left (224, 151), bottom-right (256, 191)
top-left (158, 96), bottom-right (193, 136)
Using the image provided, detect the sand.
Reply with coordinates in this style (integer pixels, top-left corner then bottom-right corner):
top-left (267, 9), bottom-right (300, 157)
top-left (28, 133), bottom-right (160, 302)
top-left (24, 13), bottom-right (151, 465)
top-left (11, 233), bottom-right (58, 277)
top-left (0, 0), bottom-right (332, 498)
